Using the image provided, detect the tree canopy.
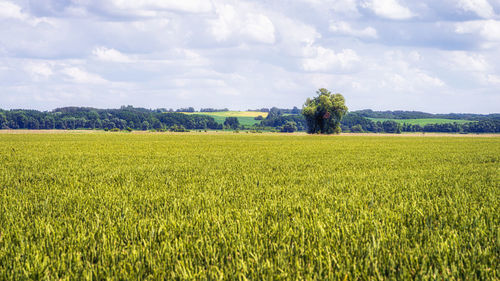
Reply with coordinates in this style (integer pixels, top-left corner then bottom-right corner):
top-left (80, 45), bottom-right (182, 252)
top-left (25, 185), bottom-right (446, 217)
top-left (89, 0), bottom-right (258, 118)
top-left (1, 105), bottom-right (498, 133)
top-left (302, 88), bottom-right (348, 134)
top-left (224, 117), bottom-right (240, 129)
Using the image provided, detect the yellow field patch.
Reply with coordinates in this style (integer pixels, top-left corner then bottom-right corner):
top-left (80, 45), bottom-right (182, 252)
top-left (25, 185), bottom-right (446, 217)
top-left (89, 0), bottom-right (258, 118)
top-left (180, 111), bottom-right (269, 118)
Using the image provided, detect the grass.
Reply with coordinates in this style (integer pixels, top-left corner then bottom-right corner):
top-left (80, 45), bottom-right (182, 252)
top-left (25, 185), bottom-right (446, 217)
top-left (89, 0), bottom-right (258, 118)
top-left (181, 113), bottom-right (475, 127)
top-left (367, 118), bottom-right (475, 125)
top-left (203, 115), bottom-right (260, 127)
top-left (180, 111), bottom-right (268, 127)
top-left (0, 133), bottom-right (498, 280)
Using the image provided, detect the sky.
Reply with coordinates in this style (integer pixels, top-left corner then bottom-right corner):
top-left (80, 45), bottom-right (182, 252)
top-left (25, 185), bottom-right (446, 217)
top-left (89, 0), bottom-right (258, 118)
top-left (0, 0), bottom-right (499, 113)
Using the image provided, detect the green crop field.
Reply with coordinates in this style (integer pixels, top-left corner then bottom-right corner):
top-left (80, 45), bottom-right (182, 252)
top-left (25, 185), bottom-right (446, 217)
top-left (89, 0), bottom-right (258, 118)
top-left (0, 133), bottom-right (499, 280)
top-left (367, 118), bottom-right (475, 125)
top-left (181, 111), bottom-right (268, 127)
top-left (200, 115), bottom-right (259, 127)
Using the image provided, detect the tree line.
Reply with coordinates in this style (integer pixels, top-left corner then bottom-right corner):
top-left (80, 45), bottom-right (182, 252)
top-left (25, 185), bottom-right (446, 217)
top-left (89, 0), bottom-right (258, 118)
top-left (339, 113), bottom-right (500, 133)
top-left (0, 106), bottom-right (222, 131)
top-left (353, 109), bottom-right (500, 121)
top-left (258, 110), bottom-right (500, 133)
top-left (1, 105), bottom-right (499, 133)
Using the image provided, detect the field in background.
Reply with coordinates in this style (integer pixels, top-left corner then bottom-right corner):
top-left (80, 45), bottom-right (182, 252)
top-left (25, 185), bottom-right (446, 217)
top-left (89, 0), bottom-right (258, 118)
top-left (367, 118), bottom-right (475, 125)
top-left (181, 112), bottom-right (477, 127)
top-left (0, 133), bottom-right (498, 279)
top-left (180, 112), bottom-right (479, 127)
top-left (181, 111), bottom-right (268, 126)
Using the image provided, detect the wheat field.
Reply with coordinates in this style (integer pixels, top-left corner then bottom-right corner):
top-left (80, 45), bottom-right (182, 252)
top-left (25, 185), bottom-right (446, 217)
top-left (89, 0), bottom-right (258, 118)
top-left (0, 133), bottom-right (498, 280)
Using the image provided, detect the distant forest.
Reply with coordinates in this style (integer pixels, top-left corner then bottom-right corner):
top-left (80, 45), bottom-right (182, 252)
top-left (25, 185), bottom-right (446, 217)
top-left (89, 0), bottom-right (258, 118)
top-left (260, 108), bottom-right (500, 133)
top-left (352, 109), bottom-right (500, 121)
top-left (0, 106), bottom-right (499, 133)
top-left (0, 106), bottom-right (222, 131)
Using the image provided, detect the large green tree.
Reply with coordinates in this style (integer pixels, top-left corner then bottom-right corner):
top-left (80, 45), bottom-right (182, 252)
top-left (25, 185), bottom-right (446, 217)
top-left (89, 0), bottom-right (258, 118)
top-left (302, 88), bottom-right (348, 134)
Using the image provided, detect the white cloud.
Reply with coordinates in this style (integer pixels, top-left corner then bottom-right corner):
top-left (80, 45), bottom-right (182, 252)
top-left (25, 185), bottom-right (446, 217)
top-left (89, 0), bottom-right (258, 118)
top-left (241, 13), bottom-right (276, 44)
top-left (0, 1), bottom-right (55, 26)
top-left (62, 67), bottom-right (107, 84)
top-left (366, 50), bottom-right (447, 94)
top-left (0, 1), bottom-right (27, 20)
top-left (301, 0), bottom-right (360, 16)
top-left (210, 4), bottom-right (235, 42)
top-left (380, 68), bottom-right (445, 91)
top-left (210, 4), bottom-right (276, 44)
top-left (362, 0), bottom-right (415, 20)
top-left (416, 71), bottom-right (445, 87)
top-left (409, 51), bottom-right (421, 62)
top-left (302, 47), bottom-right (360, 72)
top-left (455, 20), bottom-right (500, 42)
top-left (457, 0), bottom-right (495, 18)
top-left (92, 47), bottom-right (133, 63)
top-left (329, 21), bottom-right (378, 38)
top-left (443, 51), bottom-right (500, 87)
top-left (486, 74), bottom-right (500, 84)
top-left (24, 61), bottom-right (54, 80)
top-left (447, 51), bottom-right (490, 72)
top-left (168, 48), bottom-right (209, 66)
top-left (106, 0), bottom-right (213, 14)
top-left (274, 17), bottom-right (320, 47)
top-left (0, 0), bottom-right (499, 113)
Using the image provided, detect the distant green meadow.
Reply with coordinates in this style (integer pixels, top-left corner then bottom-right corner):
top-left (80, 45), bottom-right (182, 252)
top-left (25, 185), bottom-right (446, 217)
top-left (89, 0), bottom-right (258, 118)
top-left (367, 118), bottom-right (475, 125)
top-left (0, 133), bottom-right (498, 280)
top-left (183, 112), bottom-right (477, 128)
top-left (181, 111), bottom-right (268, 127)
top-left (180, 111), bottom-right (481, 129)
top-left (202, 115), bottom-right (259, 127)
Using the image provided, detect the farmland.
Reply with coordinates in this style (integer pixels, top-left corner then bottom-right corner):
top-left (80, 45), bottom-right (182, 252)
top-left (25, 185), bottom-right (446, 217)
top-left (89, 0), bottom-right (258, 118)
top-left (181, 111), bottom-right (268, 127)
top-left (0, 133), bottom-right (499, 280)
top-left (367, 118), bottom-right (475, 125)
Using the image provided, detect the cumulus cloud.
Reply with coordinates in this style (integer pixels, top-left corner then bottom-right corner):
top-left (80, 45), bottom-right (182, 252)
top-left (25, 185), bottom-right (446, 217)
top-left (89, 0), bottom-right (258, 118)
top-left (111, 0), bottom-right (213, 13)
top-left (24, 61), bottom-right (54, 80)
top-left (92, 0), bottom-right (214, 17)
top-left (25, 0), bottom-right (213, 19)
top-left (486, 74), bottom-right (500, 84)
top-left (374, 51), bottom-right (446, 91)
top-left (92, 47), bottom-right (133, 63)
top-left (273, 16), bottom-right (320, 47)
top-left (241, 13), bottom-right (276, 44)
top-left (0, 0), bottom-right (27, 20)
top-left (382, 70), bottom-right (445, 92)
top-left (329, 21), bottom-right (378, 38)
top-left (447, 51), bottom-right (490, 72)
top-left (210, 4), bottom-right (276, 44)
top-left (0, 0), bottom-right (53, 26)
top-left (362, 0), bottom-right (415, 20)
top-left (301, 0), bottom-right (360, 17)
top-left (302, 47), bottom-right (360, 72)
top-left (62, 67), bottom-right (107, 84)
top-left (415, 71), bottom-right (445, 87)
top-left (457, 0), bottom-right (495, 18)
top-left (455, 20), bottom-right (500, 42)
top-left (167, 49), bottom-right (209, 67)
